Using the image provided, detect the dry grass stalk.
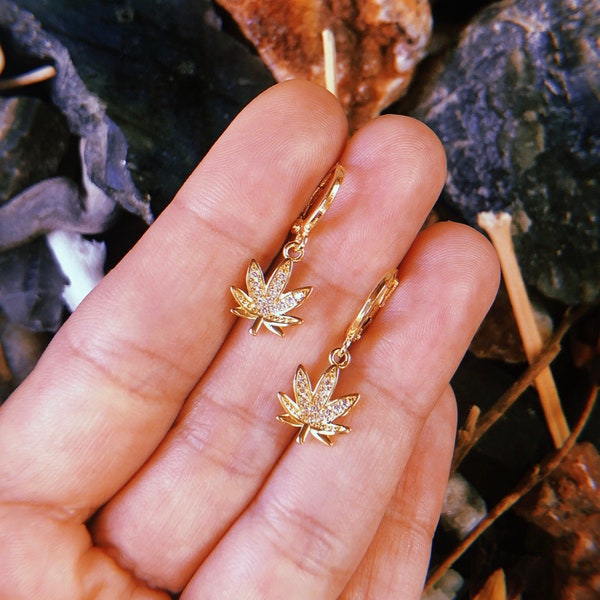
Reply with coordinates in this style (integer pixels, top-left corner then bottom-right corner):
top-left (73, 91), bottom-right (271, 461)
top-left (477, 211), bottom-right (569, 448)
top-left (473, 569), bottom-right (507, 600)
top-left (425, 384), bottom-right (598, 593)
top-left (321, 29), bottom-right (337, 98)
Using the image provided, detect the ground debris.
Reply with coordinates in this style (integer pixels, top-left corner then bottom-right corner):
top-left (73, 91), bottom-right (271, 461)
top-left (517, 442), bottom-right (600, 600)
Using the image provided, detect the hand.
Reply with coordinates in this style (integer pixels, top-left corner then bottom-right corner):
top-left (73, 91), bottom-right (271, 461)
top-left (0, 81), bottom-right (499, 599)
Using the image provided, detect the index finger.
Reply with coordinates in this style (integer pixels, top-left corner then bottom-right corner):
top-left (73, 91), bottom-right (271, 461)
top-left (0, 81), bottom-right (348, 514)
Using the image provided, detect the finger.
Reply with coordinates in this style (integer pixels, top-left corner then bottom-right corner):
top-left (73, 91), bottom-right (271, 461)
top-left (0, 508), bottom-right (170, 599)
top-left (94, 115), bottom-right (447, 591)
top-left (341, 386), bottom-right (457, 600)
top-left (0, 81), bottom-right (348, 513)
top-left (181, 223), bottom-right (499, 598)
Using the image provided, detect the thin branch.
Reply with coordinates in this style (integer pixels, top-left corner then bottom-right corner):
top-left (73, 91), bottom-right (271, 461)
top-left (425, 384), bottom-right (598, 593)
top-left (477, 212), bottom-right (569, 447)
top-left (452, 304), bottom-right (594, 473)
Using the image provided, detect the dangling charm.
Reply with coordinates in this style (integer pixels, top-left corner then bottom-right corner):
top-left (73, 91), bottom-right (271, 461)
top-left (230, 163), bottom-right (345, 337)
top-left (277, 270), bottom-right (399, 446)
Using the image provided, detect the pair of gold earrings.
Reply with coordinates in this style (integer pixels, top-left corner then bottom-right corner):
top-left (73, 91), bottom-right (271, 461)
top-left (230, 164), bottom-right (398, 446)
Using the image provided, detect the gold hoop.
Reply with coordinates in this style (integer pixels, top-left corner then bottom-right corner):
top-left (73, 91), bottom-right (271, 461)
top-left (342, 270), bottom-right (399, 349)
top-left (291, 163), bottom-right (345, 239)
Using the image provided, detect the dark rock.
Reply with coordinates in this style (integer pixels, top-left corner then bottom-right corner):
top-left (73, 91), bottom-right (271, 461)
top-left (0, 237), bottom-right (67, 331)
top-left (469, 283), bottom-right (553, 363)
top-left (0, 1), bottom-right (164, 339)
top-left (0, 96), bottom-right (70, 203)
top-left (519, 441), bottom-right (600, 537)
top-left (10, 0), bottom-right (275, 214)
top-left (569, 305), bottom-right (600, 386)
top-left (0, 312), bottom-right (51, 401)
top-left (452, 352), bottom-right (552, 477)
top-left (411, 0), bottom-right (600, 304)
top-left (0, 0), bottom-right (152, 222)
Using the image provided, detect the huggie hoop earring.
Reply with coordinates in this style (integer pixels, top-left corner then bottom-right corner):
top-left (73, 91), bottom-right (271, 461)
top-left (277, 270), bottom-right (399, 446)
top-left (230, 163), bottom-right (345, 337)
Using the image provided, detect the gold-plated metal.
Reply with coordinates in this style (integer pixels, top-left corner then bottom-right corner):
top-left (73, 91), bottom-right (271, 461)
top-left (277, 270), bottom-right (399, 446)
top-left (277, 365), bottom-right (359, 446)
top-left (230, 163), bottom-right (345, 336)
top-left (292, 163), bottom-right (344, 239)
top-left (341, 270), bottom-right (399, 351)
top-left (230, 259), bottom-right (312, 336)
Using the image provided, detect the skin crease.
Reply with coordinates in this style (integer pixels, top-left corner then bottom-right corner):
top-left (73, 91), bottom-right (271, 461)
top-left (0, 80), bottom-right (499, 599)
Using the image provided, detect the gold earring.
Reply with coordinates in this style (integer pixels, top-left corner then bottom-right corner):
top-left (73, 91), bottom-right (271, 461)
top-left (230, 164), bottom-right (345, 337)
top-left (277, 270), bottom-right (399, 446)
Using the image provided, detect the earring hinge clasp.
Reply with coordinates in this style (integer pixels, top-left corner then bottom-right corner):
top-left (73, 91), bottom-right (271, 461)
top-left (343, 269), bottom-right (399, 350)
top-left (292, 163), bottom-right (345, 239)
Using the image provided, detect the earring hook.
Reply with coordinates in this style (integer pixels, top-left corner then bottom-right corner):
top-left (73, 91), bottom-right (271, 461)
top-left (329, 270), bottom-right (399, 368)
top-left (292, 163), bottom-right (345, 238)
top-left (283, 163), bottom-right (345, 262)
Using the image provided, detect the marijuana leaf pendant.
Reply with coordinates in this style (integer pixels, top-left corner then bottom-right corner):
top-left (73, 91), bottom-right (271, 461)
top-left (277, 365), bottom-right (360, 446)
top-left (275, 271), bottom-right (398, 448)
top-left (230, 259), bottom-right (312, 337)
top-left (230, 164), bottom-right (345, 336)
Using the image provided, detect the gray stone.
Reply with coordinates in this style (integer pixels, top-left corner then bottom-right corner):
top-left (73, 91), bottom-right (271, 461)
top-left (411, 0), bottom-right (600, 304)
top-left (441, 473), bottom-right (487, 539)
top-left (0, 177), bottom-right (119, 250)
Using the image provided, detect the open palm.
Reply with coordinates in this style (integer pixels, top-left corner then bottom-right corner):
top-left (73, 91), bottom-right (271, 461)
top-left (0, 81), bottom-right (499, 599)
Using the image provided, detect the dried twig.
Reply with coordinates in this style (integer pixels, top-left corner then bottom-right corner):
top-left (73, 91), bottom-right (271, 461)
top-left (321, 29), bottom-right (337, 97)
top-left (0, 42), bottom-right (56, 91)
top-left (0, 65), bottom-right (57, 91)
top-left (478, 212), bottom-right (569, 448)
top-left (0, 341), bottom-right (12, 382)
top-left (425, 384), bottom-right (598, 593)
top-left (454, 405), bottom-right (480, 466)
top-left (452, 347), bottom-right (557, 473)
top-left (452, 305), bottom-right (591, 473)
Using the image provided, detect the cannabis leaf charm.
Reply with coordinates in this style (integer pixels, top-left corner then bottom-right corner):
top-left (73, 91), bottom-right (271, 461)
top-left (230, 259), bottom-right (312, 337)
top-left (277, 365), bottom-right (360, 446)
